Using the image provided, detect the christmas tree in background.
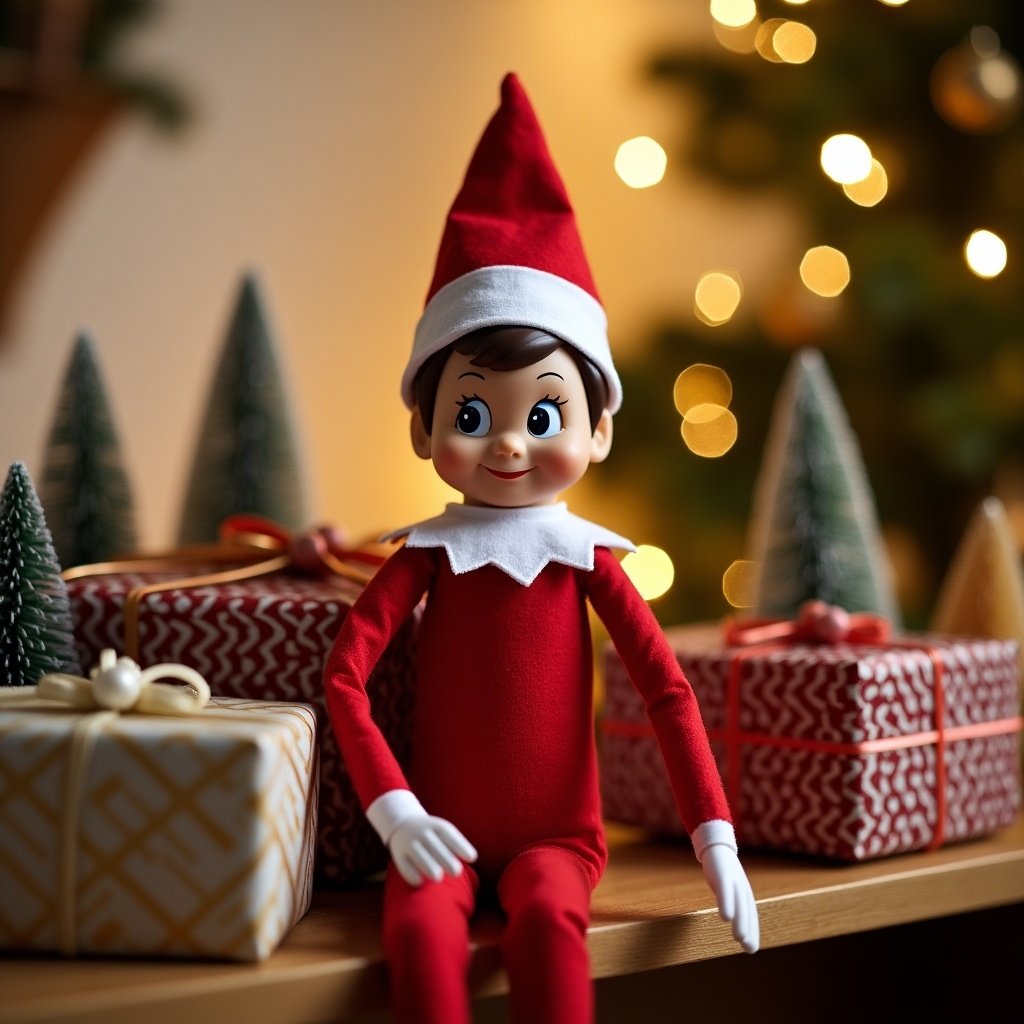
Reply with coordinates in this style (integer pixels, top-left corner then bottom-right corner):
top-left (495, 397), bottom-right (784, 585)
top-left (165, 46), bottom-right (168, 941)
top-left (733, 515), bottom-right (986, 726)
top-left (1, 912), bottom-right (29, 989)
top-left (604, 0), bottom-right (1023, 628)
top-left (747, 348), bottom-right (899, 622)
top-left (0, 462), bottom-right (80, 686)
top-left (178, 273), bottom-right (309, 543)
top-left (39, 332), bottom-right (138, 567)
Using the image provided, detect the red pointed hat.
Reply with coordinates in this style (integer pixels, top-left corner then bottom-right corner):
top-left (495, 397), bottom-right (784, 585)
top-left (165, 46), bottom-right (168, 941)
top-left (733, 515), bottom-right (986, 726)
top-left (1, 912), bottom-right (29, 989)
top-left (402, 73), bottom-right (622, 413)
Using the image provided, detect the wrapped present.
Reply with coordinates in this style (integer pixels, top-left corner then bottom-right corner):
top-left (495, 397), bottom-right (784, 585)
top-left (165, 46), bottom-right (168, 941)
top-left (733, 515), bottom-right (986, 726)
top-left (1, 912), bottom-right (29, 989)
top-left (600, 607), bottom-right (1023, 861)
top-left (64, 517), bottom-right (415, 885)
top-left (0, 652), bottom-right (317, 960)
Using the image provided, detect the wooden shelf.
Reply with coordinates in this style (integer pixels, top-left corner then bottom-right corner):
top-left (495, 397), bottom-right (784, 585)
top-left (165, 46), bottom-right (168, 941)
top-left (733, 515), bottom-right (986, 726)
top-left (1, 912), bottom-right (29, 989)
top-left (3, 816), bottom-right (1023, 1024)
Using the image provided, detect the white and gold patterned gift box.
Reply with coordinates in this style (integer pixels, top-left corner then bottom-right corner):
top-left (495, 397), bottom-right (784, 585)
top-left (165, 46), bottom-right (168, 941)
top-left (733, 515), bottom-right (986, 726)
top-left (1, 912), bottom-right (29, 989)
top-left (0, 690), bottom-right (317, 961)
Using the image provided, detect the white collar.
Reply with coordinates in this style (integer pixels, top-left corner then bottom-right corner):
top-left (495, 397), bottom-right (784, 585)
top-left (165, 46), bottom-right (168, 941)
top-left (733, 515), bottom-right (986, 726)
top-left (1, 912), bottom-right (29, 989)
top-left (383, 502), bottom-right (635, 586)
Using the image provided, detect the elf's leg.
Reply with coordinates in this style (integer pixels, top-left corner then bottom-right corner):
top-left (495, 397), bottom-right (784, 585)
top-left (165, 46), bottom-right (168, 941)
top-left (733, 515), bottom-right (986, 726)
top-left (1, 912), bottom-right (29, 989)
top-left (382, 862), bottom-right (478, 1024)
top-left (497, 845), bottom-right (595, 1024)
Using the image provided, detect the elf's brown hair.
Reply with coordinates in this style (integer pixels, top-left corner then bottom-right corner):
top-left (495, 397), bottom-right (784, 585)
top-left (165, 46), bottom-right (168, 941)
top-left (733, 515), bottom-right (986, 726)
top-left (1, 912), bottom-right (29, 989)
top-left (413, 326), bottom-right (609, 434)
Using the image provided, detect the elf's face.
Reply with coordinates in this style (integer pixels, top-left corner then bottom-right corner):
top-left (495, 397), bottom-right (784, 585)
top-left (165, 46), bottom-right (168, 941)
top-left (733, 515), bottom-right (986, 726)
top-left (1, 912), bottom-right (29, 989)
top-left (412, 346), bottom-right (612, 507)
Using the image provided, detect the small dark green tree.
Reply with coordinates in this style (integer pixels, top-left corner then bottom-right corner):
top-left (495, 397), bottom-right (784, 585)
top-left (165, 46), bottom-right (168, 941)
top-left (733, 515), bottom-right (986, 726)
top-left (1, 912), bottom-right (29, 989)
top-left (39, 332), bottom-right (138, 567)
top-left (0, 462), bottom-right (81, 686)
top-left (178, 273), bottom-right (309, 542)
top-left (747, 348), bottom-right (900, 624)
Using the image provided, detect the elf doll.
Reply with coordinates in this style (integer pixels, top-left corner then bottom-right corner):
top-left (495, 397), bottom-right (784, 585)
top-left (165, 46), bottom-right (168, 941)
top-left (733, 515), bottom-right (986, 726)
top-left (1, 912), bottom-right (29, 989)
top-left (323, 73), bottom-right (759, 1024)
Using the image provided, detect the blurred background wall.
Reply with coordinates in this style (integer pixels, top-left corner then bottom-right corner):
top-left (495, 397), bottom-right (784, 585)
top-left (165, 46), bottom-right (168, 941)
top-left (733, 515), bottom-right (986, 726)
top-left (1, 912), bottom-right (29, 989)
top-left (1, 0), bottom-right (1020, 627)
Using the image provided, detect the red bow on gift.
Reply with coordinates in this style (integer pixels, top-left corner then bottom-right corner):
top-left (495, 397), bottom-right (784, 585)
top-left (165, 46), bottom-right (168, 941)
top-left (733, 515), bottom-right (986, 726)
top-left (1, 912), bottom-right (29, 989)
top-left (218, 514), bottom-right (387, 579)
top-left (724, 600), bottom-right (892, 647)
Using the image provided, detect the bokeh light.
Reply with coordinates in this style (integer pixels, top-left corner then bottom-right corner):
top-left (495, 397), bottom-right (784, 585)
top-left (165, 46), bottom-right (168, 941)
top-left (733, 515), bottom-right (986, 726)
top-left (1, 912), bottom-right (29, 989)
top-left (820, 134), bottom-right (873, 184)
top-left (673, 364), bottom-right (734, 416)
top-left (799, 246), bottom-right (851, 296)
top-left (710, 0), bottom-right (758, 30)
top-left (681, 404), bottom-right (739, 457)
top-left (756, 19), bottom-right (816, 63)
top-left (622, 545), bottom-right (675, 601)
top-left (722, 559), bottom-right (758, 608)
top-left (842, 158), bottom-right (889, 206)
top-left (773, 21), bottom-right (816, 63)
top-left (694, 270), bottom-right (743, 325)
top-left (614, 136), bottom-right (667, 189)
top-left (878, 1), bottom-right (910, 7)
top-left (964, 229), bottom-right (1007, 278)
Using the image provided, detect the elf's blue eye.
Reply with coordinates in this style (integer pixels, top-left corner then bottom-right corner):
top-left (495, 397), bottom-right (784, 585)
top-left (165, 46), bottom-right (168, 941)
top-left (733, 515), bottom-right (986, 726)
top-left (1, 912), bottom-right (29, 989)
top-left (455, 398), bottom-right (491, 436)
top-left (528, 400), bottom-right (563, 438)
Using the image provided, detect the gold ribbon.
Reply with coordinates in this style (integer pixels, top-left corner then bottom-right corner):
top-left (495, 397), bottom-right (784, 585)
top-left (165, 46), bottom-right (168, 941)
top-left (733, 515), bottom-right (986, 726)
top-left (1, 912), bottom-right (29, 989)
top-left (0, 650), bottom-right (211, 954)
top-left (62, 515), bottom-right (385, 660)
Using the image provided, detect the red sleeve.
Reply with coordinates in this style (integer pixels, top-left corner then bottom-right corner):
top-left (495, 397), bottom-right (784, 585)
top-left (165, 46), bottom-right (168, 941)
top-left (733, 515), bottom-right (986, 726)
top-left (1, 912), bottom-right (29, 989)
top-left (323, 544), bottom-right (435, 809)
top-left (587, 546), bottom-right (732, 833)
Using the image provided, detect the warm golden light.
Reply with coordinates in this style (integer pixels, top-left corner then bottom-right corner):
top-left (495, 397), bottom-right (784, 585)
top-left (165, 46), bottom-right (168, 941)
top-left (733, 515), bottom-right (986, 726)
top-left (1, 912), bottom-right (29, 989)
top-left (878, 0), bottom-right (910, 7)
top-left (964, 229), bottom-right (1007, 278)
top-left (614, 136), bottom-right (667, 189)
top-left (842, 158), bottom-right (888, 206)
top-left (713, 16), bottom-right (760, 54)
top-left (773, 21), bottom-right (816, 63)
top-left (622, 545), bottom-right (675, 601)
top-left (754, 19), bottom-right (785, 62)
top-left (820, 134), bottom-right (873, 184)
top-left (681, 404), bottom-right (738, 457)
top-left (722, 559), bottom-right (758, 608)
top-left (694, 270), bottom-right (743, 325)
top-left (710, 0), bottom-right (758, 30)
top-left (673, 364), bottom-right (733, 417)
top-left (800, 246), bottom-right (851, 297)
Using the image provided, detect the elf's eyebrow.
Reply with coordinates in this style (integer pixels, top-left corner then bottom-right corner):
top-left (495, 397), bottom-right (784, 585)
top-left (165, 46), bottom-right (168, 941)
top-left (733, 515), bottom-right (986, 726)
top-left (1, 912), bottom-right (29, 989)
top-left (458, 371), bottom-right (486, 381)
top-left (537, 371), bottom-right (564, 381)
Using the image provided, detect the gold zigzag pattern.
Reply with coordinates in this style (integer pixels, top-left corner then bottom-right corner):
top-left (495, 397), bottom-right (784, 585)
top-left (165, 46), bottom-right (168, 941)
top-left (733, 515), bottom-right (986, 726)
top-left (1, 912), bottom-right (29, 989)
top-left (0, 699), bottom-right (317, 958)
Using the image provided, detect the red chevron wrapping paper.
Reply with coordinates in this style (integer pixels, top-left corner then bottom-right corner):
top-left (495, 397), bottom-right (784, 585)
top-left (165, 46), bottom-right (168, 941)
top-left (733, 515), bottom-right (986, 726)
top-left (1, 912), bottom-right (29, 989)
top-left (67, 570), bottom-right (416, 885)
top-left (600, 623), bottom-right (1022, 860)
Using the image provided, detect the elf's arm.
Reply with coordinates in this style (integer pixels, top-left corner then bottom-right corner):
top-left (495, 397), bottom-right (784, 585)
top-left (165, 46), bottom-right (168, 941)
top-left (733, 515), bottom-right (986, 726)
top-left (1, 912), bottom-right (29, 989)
top-left (323, 544), bottom-right (476, 885)
top-left (587, 546), bottom-right (759, 953)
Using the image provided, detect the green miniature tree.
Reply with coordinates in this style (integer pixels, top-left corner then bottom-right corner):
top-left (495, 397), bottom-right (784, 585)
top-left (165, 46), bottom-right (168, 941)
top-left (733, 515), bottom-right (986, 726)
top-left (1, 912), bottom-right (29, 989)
top-left (39, 332), bottom-right (138, 567)
top-left (746, 348), bottom-right (900, 624)
top-left (0, 462), bottom-right (81, 686)
top-left (178, 273), bottom-right (309, 543)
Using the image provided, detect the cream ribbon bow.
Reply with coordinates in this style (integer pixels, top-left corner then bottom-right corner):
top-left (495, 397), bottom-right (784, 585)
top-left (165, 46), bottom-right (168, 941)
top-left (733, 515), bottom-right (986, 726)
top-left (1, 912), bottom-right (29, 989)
top-left (37, 648), bottom-right (211, 714)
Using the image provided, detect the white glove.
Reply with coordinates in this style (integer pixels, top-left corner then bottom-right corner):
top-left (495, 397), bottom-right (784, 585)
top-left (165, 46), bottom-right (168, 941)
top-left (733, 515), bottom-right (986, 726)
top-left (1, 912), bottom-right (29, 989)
top-left (701, 844), bottom-right (760, 953)
top-left (389, 814), bottom-right (478, 886)
top-left (366, 789), bottom-right (477, 887)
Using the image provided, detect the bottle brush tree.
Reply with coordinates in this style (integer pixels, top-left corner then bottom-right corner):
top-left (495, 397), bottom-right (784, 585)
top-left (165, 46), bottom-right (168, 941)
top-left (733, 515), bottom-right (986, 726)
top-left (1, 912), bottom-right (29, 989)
top-left (178, 273), bottom-right (309, 543)
top-left (746, 348), bottom-right (900, 624)
top-left (39, 332), bottom-right (138, 568)
top-left (0, 462), bottom-right (81, 686)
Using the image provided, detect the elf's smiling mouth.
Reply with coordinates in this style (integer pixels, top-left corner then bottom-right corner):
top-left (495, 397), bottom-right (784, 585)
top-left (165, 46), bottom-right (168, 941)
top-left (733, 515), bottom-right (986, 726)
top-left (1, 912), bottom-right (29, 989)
top-left (484, 467), bottom-right (534, 480)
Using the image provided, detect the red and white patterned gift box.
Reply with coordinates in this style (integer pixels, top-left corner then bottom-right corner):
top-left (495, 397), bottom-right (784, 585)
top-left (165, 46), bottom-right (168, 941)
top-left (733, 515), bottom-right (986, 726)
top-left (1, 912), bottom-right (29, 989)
top-left (600, 622), bottom-right (1022, 860)
top-left (67, 567), bottom-right (415, 885)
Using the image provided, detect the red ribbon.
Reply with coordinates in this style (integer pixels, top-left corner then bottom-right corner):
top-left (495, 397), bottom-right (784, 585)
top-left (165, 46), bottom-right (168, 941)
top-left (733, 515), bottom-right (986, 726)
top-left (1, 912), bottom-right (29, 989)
top-left (604, 601), bottom-right (1022, 854)
top-left (217, 514), bottom-right (388, 576)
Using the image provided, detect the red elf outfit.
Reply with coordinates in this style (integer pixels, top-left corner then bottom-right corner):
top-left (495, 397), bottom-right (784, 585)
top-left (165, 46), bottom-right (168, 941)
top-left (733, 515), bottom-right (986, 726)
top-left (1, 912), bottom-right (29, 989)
top-left (324, 74), bottom-right (758, 1024)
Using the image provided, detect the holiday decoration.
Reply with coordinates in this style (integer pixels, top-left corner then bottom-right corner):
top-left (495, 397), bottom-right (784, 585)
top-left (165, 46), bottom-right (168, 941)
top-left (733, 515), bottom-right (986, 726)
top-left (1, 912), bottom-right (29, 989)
top-left (601, 616), bottom-right (1022, 861)
top-left (606, 2), bottom-right (1024, 629)
top-left (178, 273), bottom-right (309, 543)
top-left (39, 332), bottom-right (138, 567)
top-left (0, 652), bottom-right (317, 960)
top-left (324, 72), bottom-right (757, 1024)
top-left (746, 348), bottom-right (900, 624)
top-left (0, 462), bottom-right (80, 686)
top-left (932, 496), bottom-right (1024, 677)
top-left (65, 535), bottom-right (415, 885)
